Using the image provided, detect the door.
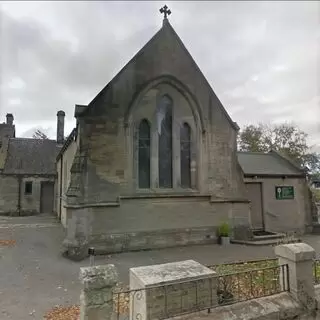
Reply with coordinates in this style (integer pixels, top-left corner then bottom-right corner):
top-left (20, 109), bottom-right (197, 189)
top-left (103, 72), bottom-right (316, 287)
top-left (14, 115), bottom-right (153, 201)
top-left (246, 182), bottom-right (264, 230)
top-left (40, 182), bottom-right (54, 214)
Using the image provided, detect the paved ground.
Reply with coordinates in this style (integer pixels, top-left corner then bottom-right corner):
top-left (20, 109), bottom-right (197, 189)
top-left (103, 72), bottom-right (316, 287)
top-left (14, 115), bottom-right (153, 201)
top-left (1, 214), bottom-right (320, 319)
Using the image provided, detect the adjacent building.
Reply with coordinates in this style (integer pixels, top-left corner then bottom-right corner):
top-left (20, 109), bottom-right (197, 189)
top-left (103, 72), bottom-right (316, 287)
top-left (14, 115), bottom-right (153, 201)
top-left (0, 112), bottom-right (64, 216)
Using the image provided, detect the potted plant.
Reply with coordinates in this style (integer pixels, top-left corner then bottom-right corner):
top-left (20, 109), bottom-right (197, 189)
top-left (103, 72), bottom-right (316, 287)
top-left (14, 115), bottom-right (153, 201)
top-left (218, 222), bottom-right (230, 245)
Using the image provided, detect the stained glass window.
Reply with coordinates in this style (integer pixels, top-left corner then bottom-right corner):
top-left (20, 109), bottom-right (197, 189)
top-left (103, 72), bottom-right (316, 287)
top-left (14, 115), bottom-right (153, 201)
top-left (138, 119), bottom-right (151, 188)
top-left (180, 123), bottom-right (191, 188)
top-left (157, 95), bottom-right (173, 188)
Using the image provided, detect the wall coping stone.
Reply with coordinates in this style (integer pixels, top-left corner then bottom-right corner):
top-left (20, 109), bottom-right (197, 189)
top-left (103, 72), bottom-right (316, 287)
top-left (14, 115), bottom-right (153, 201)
top-left (130, 260), bottom-right (216, 287)
top-left (275, 243), bottom-right (315, 262)
top-left (79, 264), bottom-right (118, 291)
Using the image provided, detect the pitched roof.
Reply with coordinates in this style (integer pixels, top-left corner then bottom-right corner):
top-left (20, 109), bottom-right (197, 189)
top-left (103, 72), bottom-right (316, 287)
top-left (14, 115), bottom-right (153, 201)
top-left (3, 138), bottom-right (60, 175)
top-left (79, 19), bottom-right (238, 130)
top-left (237, 151), bottom-right (306, 176)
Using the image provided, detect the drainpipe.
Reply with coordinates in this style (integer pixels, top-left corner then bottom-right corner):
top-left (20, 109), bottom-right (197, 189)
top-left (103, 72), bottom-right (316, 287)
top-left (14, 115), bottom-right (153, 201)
top-left (17, 175), bottom-right (22, 216)
top-left (59, 155), bottom-right (63, 221)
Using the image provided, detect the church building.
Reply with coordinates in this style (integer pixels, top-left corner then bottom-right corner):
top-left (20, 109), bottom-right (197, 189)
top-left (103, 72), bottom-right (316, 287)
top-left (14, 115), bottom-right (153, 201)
top-left (56, 7), bottom-right (313, 260)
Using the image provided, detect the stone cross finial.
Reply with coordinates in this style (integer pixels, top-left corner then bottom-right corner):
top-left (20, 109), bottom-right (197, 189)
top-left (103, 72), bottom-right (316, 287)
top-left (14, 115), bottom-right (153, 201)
top-left (160, 5), bottom-right (171, 20)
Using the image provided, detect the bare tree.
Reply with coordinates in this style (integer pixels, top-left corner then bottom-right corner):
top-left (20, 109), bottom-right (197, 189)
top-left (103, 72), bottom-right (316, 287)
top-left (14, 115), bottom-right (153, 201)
top-left (32, 129), bottom-right (49, 140)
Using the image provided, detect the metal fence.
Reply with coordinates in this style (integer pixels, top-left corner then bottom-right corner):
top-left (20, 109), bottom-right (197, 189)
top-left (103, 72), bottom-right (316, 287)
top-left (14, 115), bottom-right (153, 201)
top-left (314, 259), bottom-right (320, 284)
top-left (113, 264), bottom-right (289, 320)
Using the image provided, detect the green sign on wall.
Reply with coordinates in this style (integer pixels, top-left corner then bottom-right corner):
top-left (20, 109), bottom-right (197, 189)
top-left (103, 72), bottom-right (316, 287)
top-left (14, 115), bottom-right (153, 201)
top-left (275, 186), bottom-right (294, 200)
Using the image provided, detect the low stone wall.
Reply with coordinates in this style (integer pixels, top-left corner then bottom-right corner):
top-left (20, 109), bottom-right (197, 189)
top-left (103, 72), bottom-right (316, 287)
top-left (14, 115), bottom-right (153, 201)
top-left (89, 226), bottom-right (218, 254)
top-left (79, 242), bottom-right (320, 320)
top-left (173, 292), bottom-right (316, 320)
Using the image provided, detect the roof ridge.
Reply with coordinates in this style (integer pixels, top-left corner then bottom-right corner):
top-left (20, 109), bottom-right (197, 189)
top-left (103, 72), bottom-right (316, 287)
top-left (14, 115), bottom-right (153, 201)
top-left (237, 151), bottom-right (270, 155)
top-left (10, 137), bottom-right (56, 142)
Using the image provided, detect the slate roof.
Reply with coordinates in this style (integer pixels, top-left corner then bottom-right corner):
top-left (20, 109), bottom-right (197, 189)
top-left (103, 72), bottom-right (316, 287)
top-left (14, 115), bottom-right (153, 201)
top-left (237, 151), bottom-right (306, 176)
top-left (3, 138), bottom-right (60, 175)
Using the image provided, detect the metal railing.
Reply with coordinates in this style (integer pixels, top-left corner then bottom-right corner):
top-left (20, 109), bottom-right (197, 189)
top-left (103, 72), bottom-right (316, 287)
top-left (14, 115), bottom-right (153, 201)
top-left (314, 259), bottom-right (320, 284)
top-left (113, 264), bottom-right (289, 320)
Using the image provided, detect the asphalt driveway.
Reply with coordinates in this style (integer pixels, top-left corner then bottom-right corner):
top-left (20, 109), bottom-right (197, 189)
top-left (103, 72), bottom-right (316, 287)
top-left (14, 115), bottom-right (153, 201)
top-left (1, 214), bottom-right (320, 319)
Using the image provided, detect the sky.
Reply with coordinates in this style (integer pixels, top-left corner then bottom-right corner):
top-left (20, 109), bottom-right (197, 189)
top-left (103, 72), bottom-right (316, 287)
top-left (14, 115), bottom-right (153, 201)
top-left (0, 1), bottom-right (319, 150)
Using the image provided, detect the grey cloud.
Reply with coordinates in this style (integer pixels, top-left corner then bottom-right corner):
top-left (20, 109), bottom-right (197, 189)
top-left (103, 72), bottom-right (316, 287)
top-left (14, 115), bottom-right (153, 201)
top-left (0, 1), bottom-right (319, 147)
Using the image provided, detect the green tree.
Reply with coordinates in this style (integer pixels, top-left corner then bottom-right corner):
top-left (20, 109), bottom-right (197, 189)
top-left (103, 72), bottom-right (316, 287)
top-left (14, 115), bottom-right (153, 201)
top-left (238, 123), bottom-right (320, 174)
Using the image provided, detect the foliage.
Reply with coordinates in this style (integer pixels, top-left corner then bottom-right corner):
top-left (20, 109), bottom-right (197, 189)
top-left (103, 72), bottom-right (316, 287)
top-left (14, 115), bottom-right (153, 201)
top-left (218, 222), bottom-right (230, 237)
top-left (33, 129), bottom-right (49, 140)
top-left (312, 188), bottom-right (320, 202)
top-left (238, 123), bottom-right (320, 174)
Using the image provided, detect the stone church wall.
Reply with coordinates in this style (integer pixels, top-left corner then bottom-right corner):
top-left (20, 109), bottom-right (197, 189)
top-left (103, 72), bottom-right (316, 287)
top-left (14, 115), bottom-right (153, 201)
top-left (0, 175), bottom-right (19, 214)
top-left (65, 198), bottom-right (249, 254)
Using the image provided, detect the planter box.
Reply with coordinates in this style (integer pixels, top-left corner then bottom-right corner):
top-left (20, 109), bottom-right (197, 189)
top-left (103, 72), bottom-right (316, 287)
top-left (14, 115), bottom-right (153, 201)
top-left (220, 236), bottom-right (230, 245)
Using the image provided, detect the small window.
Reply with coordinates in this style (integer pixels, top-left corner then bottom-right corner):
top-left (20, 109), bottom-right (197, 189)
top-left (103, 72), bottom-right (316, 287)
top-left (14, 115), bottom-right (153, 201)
top-left (25, 181), bottom-right (33, 195)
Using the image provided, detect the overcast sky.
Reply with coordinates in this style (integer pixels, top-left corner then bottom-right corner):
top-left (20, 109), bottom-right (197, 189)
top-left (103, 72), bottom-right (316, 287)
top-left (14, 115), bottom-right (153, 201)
top-left (0, 1), bottom-right (319, 149)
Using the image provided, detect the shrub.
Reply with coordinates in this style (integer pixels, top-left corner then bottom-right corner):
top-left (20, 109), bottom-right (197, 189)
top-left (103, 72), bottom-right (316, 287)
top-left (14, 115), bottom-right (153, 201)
top-left (312, 188), bottom-right (320, 202)
top-left (218, 222), bottom-right (230, 237)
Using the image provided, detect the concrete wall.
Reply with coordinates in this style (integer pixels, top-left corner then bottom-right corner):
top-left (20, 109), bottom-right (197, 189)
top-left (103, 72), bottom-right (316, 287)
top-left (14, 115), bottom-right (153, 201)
top-left (65, 198), bottom-right (249, 254)
top-left (0, 174), bottom-right (55, 215)
top-left (244, 176), bottom-right (312, 234)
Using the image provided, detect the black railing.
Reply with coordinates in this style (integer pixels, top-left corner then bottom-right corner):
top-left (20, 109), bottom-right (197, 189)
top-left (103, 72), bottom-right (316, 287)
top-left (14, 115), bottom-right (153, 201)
top-left (314, 259), bottom-right (320, 284)
top-left (113, 264), bottom-right (289, 320)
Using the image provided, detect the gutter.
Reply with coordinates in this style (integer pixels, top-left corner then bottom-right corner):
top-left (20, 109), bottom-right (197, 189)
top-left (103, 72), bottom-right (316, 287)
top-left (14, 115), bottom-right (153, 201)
top-left (59, 154), bottom-right (63, 221)
top-left (17, 175), bottom-right (22, 216)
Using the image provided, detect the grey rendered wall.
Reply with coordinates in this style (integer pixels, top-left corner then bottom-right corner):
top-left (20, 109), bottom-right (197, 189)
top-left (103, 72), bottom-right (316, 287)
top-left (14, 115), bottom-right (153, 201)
top-left (244, 176), bottom-right (311, 234)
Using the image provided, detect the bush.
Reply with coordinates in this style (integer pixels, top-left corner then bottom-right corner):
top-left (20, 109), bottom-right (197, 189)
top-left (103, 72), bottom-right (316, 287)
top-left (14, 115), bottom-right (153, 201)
top-left (312, 188), bottom-right (320, 202)
top-left (218, 222), bottom-right (230, 237)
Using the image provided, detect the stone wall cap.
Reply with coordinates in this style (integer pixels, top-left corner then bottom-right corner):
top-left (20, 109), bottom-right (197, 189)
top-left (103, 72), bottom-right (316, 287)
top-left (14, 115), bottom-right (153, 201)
top-left (80, 264), bottom-right (118, 290)
top-left (130, 260), bottom-right (216, 287)
top-left (275, 243), bottom-right (315, 262)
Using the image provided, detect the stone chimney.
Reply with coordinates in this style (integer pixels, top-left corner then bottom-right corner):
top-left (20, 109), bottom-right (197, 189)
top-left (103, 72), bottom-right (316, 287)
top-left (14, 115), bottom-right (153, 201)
top-left (6, 113), bottom-right (14, 125)
top-left (56, 110), bottom-right (65, 145)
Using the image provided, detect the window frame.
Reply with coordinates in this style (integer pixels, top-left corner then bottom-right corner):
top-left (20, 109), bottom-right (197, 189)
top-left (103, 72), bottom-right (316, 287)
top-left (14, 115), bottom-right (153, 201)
top-left (180, 122), bottom-right (192, 188)
top-left (24, 181), bottom-right (33, 195)
top-left (138, 119), bottom-right (151, 189)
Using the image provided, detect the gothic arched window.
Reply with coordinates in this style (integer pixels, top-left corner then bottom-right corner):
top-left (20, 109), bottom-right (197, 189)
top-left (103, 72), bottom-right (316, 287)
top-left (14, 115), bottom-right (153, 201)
top-left (157, 95), bottom-right (173, 188)
top-left (138, 119), bottom-right (151, 188)
top-left (180, 123), bottom-right (191, 188)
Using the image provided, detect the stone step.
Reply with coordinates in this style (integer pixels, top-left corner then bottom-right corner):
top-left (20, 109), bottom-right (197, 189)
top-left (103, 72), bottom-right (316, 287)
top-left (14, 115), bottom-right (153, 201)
top-left (231, 238), bottom-right (301, 246)
top-left (251, 233), bottom-right (286, 241)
